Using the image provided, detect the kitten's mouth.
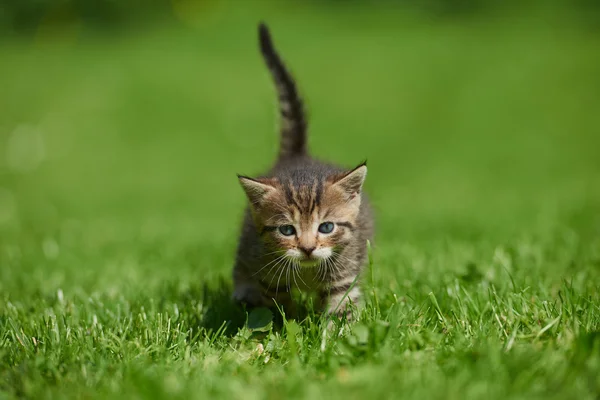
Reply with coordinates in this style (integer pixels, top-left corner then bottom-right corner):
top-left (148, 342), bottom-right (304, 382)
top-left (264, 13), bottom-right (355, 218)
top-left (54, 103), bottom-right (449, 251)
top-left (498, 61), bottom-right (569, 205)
top-left (297, 259), bottom-right (320, 268)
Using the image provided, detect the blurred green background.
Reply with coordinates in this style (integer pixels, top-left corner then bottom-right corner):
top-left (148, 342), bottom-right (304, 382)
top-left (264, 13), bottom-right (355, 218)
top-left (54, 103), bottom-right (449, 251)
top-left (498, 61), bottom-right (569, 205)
top-left (1, 1), bottom-right (600, 398)
top-left (1, 0), bottom-right (599, 298)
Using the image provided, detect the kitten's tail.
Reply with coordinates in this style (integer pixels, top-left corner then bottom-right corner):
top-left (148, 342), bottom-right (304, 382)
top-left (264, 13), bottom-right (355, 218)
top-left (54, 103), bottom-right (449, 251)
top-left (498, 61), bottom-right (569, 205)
top-left (258, 23), bottom-right (308, 160)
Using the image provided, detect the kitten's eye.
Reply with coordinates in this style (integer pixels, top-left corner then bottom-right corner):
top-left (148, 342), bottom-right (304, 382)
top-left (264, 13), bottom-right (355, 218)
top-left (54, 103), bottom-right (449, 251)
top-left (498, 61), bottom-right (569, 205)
top-left (279, 225), bottom-right (296, 236)
top-left (318, 222), bottom-right (335, 234)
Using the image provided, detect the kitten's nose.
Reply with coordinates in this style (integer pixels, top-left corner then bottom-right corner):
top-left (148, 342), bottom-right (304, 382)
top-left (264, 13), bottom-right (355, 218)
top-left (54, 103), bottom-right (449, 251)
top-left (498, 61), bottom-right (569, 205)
top-left (298, 246), bottom-right (316, 257)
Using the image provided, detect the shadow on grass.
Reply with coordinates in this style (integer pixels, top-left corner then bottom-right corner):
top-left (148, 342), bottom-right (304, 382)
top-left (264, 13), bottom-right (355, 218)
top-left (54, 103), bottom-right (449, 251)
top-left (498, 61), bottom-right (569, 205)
top-left (167, 278), bottom-right (324, 339)
top-left (171, 278), bottom-right (248, 338)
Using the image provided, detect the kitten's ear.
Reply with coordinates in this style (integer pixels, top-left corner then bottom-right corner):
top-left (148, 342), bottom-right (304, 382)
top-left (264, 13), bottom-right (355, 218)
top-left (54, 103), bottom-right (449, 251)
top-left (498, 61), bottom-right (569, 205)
top-left (238, 175), bottom-right (278, 206)
top-left (331, 162), bottom-right (367, 199)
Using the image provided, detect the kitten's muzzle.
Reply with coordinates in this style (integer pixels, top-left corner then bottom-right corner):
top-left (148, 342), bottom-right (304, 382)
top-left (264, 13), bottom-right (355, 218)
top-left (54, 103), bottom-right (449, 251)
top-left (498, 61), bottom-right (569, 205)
top-left (298, 246), bottom-right (316, 258)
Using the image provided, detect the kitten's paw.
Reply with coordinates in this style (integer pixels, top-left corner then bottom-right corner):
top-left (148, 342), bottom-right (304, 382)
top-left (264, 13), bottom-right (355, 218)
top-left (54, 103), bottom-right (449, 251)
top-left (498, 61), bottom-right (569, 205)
top-left (232, 283), bottom-right (265, 308)
top-left (325, 309), bottom-right (355, 333)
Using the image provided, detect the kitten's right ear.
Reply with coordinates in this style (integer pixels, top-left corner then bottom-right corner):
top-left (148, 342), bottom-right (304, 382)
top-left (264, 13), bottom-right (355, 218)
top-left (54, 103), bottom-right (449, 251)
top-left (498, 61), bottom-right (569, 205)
top-left (237, 175), bottom-right (277, 206)
top-left (331, 162), bottom-right (367, 200)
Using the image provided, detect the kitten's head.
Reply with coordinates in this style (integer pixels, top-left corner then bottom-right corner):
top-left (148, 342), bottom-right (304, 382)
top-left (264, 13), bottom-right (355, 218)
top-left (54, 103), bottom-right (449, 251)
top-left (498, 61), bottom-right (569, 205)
top-left (238, 163), bottom-right (367, 267)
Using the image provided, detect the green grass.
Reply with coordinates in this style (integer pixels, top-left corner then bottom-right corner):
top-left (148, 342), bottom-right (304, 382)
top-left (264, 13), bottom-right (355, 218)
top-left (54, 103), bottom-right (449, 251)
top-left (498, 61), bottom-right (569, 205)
top-left (1, 4), bottom-right (600, 399)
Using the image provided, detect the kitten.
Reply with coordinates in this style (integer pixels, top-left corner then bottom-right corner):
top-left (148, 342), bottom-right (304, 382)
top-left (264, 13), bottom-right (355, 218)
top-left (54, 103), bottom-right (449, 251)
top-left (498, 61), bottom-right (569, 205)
top-left (232, 23), bottom-right (374, 322)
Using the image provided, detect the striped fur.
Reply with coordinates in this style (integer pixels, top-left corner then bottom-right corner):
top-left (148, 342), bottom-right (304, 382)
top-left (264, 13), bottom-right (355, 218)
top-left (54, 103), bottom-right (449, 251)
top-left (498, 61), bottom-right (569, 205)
top-left (258, 23), bottom-right (307, 160)
top-left (232, 23), bottom-right (374, 322)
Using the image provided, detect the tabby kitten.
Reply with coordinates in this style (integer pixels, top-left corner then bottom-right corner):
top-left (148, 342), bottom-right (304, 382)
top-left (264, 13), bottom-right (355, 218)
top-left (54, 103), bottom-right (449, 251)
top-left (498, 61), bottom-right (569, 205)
top-left (232, 23), bottom-right (374, 321)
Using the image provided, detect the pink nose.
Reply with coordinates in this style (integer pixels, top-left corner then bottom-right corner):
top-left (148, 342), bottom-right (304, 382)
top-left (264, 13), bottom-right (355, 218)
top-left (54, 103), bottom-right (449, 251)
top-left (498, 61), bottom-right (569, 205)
top-left (298, 246), bottom-right (315, 257)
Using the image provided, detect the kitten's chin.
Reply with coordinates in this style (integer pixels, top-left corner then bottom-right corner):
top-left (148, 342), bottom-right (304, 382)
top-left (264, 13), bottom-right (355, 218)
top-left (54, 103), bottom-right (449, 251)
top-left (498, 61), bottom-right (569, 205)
top-left (297, 259), bottom-right (321, 268)
top-left (286, 249), bottom-right (331, 268)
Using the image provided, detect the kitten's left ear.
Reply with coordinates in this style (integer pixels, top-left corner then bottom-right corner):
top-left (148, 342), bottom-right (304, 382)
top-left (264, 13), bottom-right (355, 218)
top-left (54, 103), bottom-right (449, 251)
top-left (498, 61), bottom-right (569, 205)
top-left (331, 162), bottom-right (367, 199)
top-left (238, 175), bottom-right (278, 206)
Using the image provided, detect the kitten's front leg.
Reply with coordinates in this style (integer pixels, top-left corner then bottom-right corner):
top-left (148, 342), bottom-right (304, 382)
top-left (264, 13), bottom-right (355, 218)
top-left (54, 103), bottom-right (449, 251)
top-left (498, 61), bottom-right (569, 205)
top-left (232, 281), bottom-right (298, 319)
top-left (261, 285), bottom-right (298, 318)
top-left (233, 280), bottom-right (268, 308)
top-left (321, 276), bottom-right (362, 323)
top-left (233, 264), bottom-right (269, 308)
top-left (233, 266), bottom-right (298, 317)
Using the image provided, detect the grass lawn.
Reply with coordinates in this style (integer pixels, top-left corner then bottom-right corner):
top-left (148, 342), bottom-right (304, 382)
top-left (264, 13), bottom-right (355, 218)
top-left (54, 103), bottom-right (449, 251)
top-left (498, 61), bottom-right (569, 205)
top-left (1, 4), bottom-right (599, 399)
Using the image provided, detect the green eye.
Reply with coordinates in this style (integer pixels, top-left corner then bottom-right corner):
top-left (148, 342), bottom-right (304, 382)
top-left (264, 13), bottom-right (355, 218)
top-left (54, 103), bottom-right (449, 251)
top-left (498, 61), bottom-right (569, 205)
top-left (279, 225), bottom-right (296, 236)
top-left (318, 222), bottom-right (335, 234)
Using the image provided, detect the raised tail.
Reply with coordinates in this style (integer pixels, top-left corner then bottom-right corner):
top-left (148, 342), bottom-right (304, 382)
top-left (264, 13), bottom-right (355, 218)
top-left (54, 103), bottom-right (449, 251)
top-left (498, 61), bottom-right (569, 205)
top-left (258, 23), bottom-right (307, 160)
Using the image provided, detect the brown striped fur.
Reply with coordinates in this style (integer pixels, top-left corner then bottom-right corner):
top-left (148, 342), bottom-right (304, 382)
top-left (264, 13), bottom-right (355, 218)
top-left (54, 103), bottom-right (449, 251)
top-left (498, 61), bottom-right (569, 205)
top-left (232, 23), bottom-right (374, 322)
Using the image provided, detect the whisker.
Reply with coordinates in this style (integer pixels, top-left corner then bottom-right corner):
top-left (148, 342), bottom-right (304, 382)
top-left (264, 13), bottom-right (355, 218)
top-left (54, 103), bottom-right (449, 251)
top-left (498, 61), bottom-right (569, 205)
top-left (286, 261), bottom-right (292, 293)
top-left (267, 258), bottom-right (286, 290)
top-left (291, 264), bottom-right (300, 289)
top-left (267, 264), bottom-right (281, 290)
top-left (259, 254), bottom-right (287, 272)
top-left (294, 263), bottom-right (308, 288)
top-left (333, 251), bottom-right (356, 266)
top-left (323, 260), bottom-right (329, 282)
top-left (322, 258), bottom-right (332, 282)
top-left (318, 258), bottom-right (329, 283)
top-left (329, 256), bottom-right (344, 278)
top-left (288, 263), bottom-right (298, 292)
top-left (253, 253), bottom-right (287, 276)
top-left (275, 257), bottom-right (288, 298)
top-left (313, 261), bottom-right (321, 282)
top-left (262, 249), bottom-right (287, 257)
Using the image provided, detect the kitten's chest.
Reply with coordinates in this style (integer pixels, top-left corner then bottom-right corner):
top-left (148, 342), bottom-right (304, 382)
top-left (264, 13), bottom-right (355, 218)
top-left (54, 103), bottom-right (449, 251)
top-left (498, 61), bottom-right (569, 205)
top-left (295, 267), bottom-right (323, 292)
top-left (258, 263), bottom-right (324, 292)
